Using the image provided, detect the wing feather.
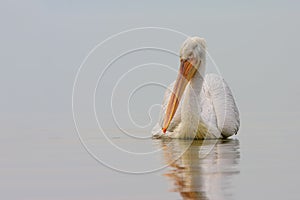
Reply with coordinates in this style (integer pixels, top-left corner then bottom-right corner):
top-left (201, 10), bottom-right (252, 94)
top-left (204, 74), bottom-right (240, 137)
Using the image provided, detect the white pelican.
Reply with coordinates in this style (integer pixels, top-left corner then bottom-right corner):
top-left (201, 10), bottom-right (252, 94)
top-left (152, 37), bottom-right (240, 139)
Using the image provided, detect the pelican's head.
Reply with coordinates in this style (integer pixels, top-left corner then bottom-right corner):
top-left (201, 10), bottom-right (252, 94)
top-left (180, 37), bottom-right (207, 70)
top-left (162, 37), bottom-right (207, 133)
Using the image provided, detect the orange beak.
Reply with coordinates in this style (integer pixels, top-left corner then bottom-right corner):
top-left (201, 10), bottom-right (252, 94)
top-left (162, 59), bottom-right (197, 133)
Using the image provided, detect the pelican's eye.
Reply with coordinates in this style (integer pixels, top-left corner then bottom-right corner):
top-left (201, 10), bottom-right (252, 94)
top-left (187, 52), bottom-right (193, 60)
top-left (186, 56), bottom-right (193, 62)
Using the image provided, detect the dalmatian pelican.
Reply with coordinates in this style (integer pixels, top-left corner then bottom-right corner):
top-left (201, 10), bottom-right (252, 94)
top-left (152, 37), bottom-right (240, 139)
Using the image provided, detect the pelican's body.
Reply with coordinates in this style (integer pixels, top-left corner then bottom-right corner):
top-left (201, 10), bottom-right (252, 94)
top-left (152, 37), bottom-right (240, 139)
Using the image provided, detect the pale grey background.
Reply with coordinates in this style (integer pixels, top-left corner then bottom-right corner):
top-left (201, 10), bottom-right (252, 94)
top-left (1, 1), bottom-right (299, 199)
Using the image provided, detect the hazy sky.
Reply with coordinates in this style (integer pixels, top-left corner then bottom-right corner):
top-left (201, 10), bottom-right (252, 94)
top-left (1, 0), bottom-right (299, 137)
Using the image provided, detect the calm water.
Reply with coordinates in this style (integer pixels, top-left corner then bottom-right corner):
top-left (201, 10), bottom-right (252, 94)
top-left (1, 0), bottom-right (299, 199)
top-left (155, 139), bottom-right (240, 200)
top-left (1, 127), bottom-right (299, 200)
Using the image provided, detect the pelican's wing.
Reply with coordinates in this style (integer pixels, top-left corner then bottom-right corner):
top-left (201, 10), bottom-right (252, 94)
top-left (204, 74), bottom-right (240, 137)
top-left (152, 82), bottom-right (182, 137)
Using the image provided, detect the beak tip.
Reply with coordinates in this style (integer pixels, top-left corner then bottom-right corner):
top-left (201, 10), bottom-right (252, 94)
top-left (162, 128), bottom-right (167, 133)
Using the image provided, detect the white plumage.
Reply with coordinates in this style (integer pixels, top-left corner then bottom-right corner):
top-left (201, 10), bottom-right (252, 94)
top-left (152, 37), bottom-right (240, 139)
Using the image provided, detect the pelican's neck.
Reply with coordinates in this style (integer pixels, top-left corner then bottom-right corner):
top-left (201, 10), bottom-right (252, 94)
top-left (190, 69), bottom-right (204, 95)
top-left (189, 61), bottom-right (205, 96)
top-left (179, 64), bottom-right (205, 138)
top-left (184, 67), bottom-right (205, 114)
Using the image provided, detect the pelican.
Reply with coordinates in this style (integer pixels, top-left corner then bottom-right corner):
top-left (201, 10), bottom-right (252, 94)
top-left (152, 37), bottom-right (240, 139)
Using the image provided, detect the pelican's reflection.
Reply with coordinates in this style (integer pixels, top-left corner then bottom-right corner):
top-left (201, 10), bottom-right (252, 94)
top-left (160, 139), bottom-right (240, 200)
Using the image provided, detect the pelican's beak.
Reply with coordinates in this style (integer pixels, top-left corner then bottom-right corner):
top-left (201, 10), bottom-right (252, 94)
top-left (162, 59), bottom-right (197, 133)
